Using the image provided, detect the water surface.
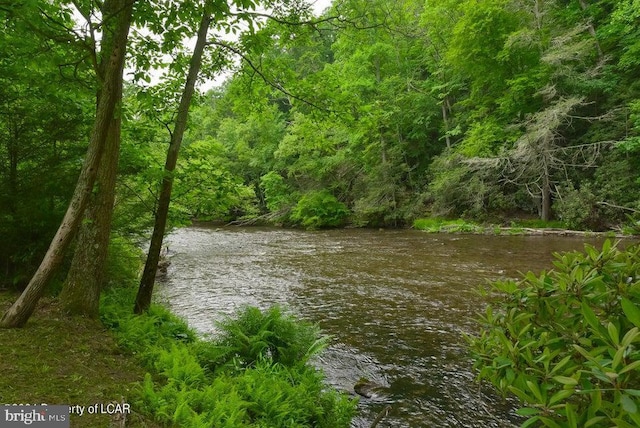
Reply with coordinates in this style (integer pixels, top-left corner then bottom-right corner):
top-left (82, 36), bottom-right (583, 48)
top-left (156, 227), bottom-right (605, 427)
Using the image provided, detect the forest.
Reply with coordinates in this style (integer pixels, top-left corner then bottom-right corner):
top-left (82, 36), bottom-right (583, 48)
top-left (1, 1), bottom-right (640, 426)
top-left (2, 0), bottom-right (640, 294)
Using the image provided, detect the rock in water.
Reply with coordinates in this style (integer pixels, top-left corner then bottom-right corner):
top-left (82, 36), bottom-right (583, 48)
top-left (354, 378), bottom-right (385, 399)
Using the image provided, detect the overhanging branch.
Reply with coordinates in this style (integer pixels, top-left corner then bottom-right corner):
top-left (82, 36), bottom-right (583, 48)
top-left (207, 39), bottom-right (332, 114)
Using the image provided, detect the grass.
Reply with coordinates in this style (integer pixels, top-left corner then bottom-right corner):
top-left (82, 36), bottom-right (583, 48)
top-left (0, 290), bottom-right (160, 427)
top-left (412, 217), bottom-right (484, 233)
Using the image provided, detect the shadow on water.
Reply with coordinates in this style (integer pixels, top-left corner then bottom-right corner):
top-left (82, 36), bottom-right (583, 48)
top-left (156, 226), bottom-right (608, 427)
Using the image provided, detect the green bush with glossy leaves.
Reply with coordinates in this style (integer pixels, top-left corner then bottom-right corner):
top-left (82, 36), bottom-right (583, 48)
top-left (290, 190), bottom-right (349, 229)
top-left (468, 240), bottom-right (640, 427)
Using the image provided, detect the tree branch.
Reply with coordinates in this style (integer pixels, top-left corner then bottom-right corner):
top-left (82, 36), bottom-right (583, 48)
top-left (207, 39), bottom-right (332, 114)
top-left (597, 201), bottom-right (640, 214)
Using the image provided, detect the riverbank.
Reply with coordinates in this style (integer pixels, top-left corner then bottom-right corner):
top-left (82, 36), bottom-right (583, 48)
top-left (1, 286), bottom-right (356, 427)
top-left (0, 290), bottom-right (159, 427)
top-left (412, 217), bottom-right (638, 237)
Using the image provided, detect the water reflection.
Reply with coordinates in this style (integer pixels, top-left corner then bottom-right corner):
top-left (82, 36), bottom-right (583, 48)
top-left (156, 226), bottom-right (606, 427)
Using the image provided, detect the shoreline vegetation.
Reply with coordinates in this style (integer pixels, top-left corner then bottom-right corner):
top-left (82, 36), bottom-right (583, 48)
top-left (0, 286), bottom-right (356, 427)
top-left (468, 240), bottom-right (640, 427)
top-left (197, 216), bottom-right (639, 238)
top-left (411, 217), bottom-right (639, 238)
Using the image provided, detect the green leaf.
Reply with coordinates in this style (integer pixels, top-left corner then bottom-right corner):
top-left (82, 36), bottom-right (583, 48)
top-left (621, 327), bottom-right (640, 348)
top-left (521, 416), bottom-right (540, 428)
top-left (590, 388), bottom-right (602, 414)
top-left (517, 407), bottom-right (541, 416)
top-left (607, 322), bottom-right (620, 346)
top-left (621, 394), bottom-right (638, 414)
top-left (565, 403), bottom-right (577, 428)
top-left (526, 380), bottom-right (544, 403)
top-left (611, 418), bottom-right (637, 428)
top-left (582, 302), bottom-right (601, 333)
top-left (539, 416), bottom-right (562, 428)
top-left (508, 386), bottom-right (535, 403)
top-left (618, 360), bottom-right (640, 374)
top-left (549, 389), bottom-right (574, 406)
top-left (553, 376), bottom-right (578, 386)
top-left (622, 298), bottom-right (640, 328)
top-left (584, 416), bottom-right (605, 427)
top-left (549, 355), bottom-right (574, 376)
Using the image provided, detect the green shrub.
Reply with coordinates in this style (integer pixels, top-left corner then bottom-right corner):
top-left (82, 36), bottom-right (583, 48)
top-left (100, 290), bottom-right (355, 427)
top-left (290, 190), bottom-right (349, 229)
top-left (155, 345), bottom-right (207, 387)
top-left (104, 236), bottom-right (144, 288)
top-left (468, 240), bottom-right (640, 427)
top-left (260, 171), bottom-right (297, 213)
top-left (100, 287), bottom-right (196, 358)
top-left (195, 306), bottom-right (329, 372)
top-left (427, 153), bottom-right (515, 219)
top-left (556, 184), bottom-right (601, 230)
top-left (236, 359), bottom-right (353, 427)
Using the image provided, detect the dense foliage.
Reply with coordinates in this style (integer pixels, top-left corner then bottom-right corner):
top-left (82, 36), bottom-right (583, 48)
top-left (101, 288), bottom-right (356, 427)
top-left (179, 0), bottom-right (640, 229)
top-left (468, 241), bottom-right (640, 427)
top-left (0, 4), bottom-right (92, 288)
top-left (2, 0), bottom-right (640, 288)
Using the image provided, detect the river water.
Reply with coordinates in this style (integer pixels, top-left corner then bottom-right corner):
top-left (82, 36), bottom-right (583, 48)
top-left (155, 226), bottom-right (606, 427)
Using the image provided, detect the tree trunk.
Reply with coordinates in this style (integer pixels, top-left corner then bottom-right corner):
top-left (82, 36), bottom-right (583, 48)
top-left (441, 100), bottom-right (451, 149)
top-left (0, 1), bottom-right (134, 328)
top-left (541, 176), bottom-right (551, 221)
top-left (134, 11), bottom-right (212, 314)
top-left (60, 103), bottom-right (122, 317)
top-left (60, 0), bottom-right (126, 317)
top-left (541, 137), bottom-right (552, 221)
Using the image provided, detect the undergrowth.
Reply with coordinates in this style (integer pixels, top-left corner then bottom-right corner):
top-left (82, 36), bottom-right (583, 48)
top-left (468, 240), bottom-right (640, 427)
top-left (100, 288), bottom-right (356, 427)
top-left (413, 217), bottom-right (483, 233)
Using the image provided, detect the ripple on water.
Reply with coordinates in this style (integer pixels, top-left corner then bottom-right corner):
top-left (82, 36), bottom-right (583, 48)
top-left (157, 226), bottom-right (605, 427)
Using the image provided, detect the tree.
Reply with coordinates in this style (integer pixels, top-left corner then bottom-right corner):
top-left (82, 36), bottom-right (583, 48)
top-left (134, 0), bottom-right (339, 311)
top-left (59, 0), bottom-right (131, 317)
top-left (134, 7), bottom-right (213, 313)
top-left (0, 0), bottom-right (135, 328)
top-left (499, 13), bottom-right (609, 221)
top-left (503, 96), bottom-right (588, 221)
top-left (0, 4), bottom-right (91, 289)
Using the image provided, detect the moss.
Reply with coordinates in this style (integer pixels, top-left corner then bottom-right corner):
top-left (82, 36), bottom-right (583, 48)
top-left (0, 291), bottom-right (159, 427)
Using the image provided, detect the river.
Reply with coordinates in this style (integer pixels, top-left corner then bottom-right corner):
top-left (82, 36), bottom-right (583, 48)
top-left (155, 226), bottom-right (606, 427)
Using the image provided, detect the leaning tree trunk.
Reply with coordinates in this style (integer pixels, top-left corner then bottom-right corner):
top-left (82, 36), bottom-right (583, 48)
top-left (0, 1), bottom-right (134, 328)
top-left (59, 0), bottom-right (126, 317)
top-left (134, 11), bottom-right (212, 314)
top-left (60, 104), bottom-right (122, 317)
